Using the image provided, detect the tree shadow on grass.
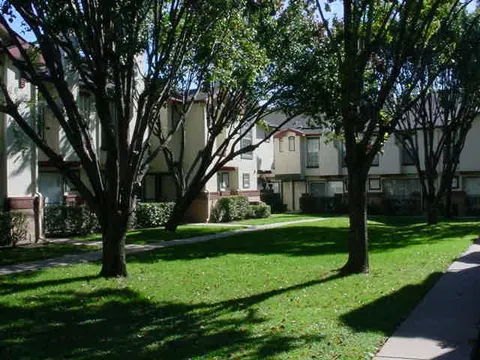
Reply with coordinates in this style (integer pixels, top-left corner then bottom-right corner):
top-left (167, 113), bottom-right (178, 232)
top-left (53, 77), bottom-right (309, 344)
top-left (128, 219), bottom-right (479, 263)
top-left (340, 272), bottom-right (443, 335)
top-left (0, 272), bottom-right (342, 360)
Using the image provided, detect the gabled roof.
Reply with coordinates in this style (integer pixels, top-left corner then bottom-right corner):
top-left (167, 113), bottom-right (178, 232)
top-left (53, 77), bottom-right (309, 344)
top-left (263, 112), bottom-right (322, 138)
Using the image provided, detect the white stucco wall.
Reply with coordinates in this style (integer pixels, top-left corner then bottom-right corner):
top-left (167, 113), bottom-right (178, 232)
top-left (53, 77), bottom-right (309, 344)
top-left (3, 60), bottom-right (36, 197)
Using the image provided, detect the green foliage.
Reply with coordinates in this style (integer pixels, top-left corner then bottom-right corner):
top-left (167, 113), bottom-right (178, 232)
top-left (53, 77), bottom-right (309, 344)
top-left (260, 191), bottom-right (287, 213)
top-left (211, 196), bottom-right (250, 223)
top-left (0, 212), bottom-right (28, 247)
top-left (248, 203), bottom-right (271, 219)
top-left (44, 205), bottom-right (100, 238)
top-left (134, 202), bottom-right (175, 229)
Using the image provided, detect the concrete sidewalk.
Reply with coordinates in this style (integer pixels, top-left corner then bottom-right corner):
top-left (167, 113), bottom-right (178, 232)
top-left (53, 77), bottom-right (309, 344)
top-left (0, 217), bottom-right (329, 276)
top-left (374, 242), bottom-right (480, 360)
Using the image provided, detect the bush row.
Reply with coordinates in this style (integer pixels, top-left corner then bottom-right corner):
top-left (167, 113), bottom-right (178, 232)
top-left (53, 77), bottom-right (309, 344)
top-left (44, 202), bottom-right (176, 237)
top-left (44, 205), bottom-right (100, 237)
top-left (0, 212), bottom-right (29, 247)
top-left (44, 196), bottom-right (270, 237)
top-left (260, 191), bottom-right (287, 213)
top-left (210, 196), bottom-right (271, 222)
top-left (134, 202), bottom-right (175, 229)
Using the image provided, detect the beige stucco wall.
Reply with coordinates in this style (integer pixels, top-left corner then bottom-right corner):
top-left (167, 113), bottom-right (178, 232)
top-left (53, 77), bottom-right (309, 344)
top-left (274, 132), bottom-right (302, 175)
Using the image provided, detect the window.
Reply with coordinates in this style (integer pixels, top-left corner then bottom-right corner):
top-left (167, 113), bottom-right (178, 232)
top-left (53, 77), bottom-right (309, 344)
top-left (402, 145), bottom-right (415, 166)
top-left (241, 126), bottom-right (253, 159)
top-left (371, 153), bottom-right (380, 166)
top-left (279, 138), bottom-right (284, 152)
top-left (242, 173), bottom-right (250, 189)
top-left (288, 136), bottom-right (295, 151)
top-left (79, 91), bottom-right (91, 122)
top-left (141, 174), bottom-right (162, 202)
top-left (369, 178), bottom-right (381, 190)
top-left (452, 176), bottom-right (459, 189)
top-left (218, 172), bottom-right (229, 191)
top-left (307, 137), bottom-right (320, 168)
top-left (309, 181), bottom-right (326, 197)
top-left (383, 179), bottom-right (421, 198)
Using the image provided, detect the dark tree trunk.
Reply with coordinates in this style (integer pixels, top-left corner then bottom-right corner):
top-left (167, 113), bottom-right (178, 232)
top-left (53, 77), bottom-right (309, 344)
top-left (425, 195), bottom-right (439, 225)
top-left (444, 187), bottom-right (453, 219)
top-left (99, 212), bottom-right (129, 277)
top-left (165, 189), bottom-right (200, 232)
top-left (342, 170), bottom-right (369, 275)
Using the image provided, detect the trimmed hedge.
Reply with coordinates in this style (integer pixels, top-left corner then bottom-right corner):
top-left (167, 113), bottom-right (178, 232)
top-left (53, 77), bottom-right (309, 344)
top-left (134, 202), bottom-right (175, 229)
top-left (44, 205), bottom-right (99, 237)
top-left (211, 196), bottom-right (271, 222)
top-left (248, 203), bottom-right (271, 218)
top-left (300, 194), bottom-right (347, 214)
top-left (211, 196), bottom-right (250, 223)
top-left (0, 212), bottom-right (28, 247)
top-left (260, 191), bottom-right (287, 213)
top-left (44, 202), bottom-right (176, 237)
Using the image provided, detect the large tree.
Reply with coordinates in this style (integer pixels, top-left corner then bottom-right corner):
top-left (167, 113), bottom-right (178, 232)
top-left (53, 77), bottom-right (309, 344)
top-left (395, 11), bottom-right (480, 224)
top-left (0, 0), bottom-right (267, 277)
top-left (158, 1), bottom-right (316, 231)
top-left (306, 0), bottom-right (466, 274)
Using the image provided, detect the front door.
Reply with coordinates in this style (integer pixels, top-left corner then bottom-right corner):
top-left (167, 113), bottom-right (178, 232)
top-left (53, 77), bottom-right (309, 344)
top-left (39, 172), bottom-right (63, 205)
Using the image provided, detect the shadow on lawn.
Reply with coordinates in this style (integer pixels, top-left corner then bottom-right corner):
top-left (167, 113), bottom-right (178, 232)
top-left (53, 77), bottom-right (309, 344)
top-left (340, 272), bottom-right (443, 334)
top-left (128, 219), bottom-right (479, 263)
top-left (0, 272), bottom-right (341, 360)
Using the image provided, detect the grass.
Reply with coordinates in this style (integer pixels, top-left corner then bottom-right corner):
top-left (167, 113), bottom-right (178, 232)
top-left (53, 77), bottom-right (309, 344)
top-left (0, 243), bottom-right (99, 267)
top-left (233, 212), bottom-right (334, 226)
top-left (75, 224), bottom-right (245, 244)
top-left (0, 217), bottom-right (478, 359)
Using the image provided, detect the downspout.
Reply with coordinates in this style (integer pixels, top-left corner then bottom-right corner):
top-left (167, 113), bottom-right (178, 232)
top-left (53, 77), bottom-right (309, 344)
top-left (31, 82), bottom-right (43, 242)
top-left (292, 180), bottom-right (295, 211)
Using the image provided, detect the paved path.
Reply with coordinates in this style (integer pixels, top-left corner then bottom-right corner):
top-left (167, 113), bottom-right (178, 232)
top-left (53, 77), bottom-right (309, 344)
top-left (373, 241), bottom-right (480, 360)
top-left (0, 217), bottom-right (328, 276)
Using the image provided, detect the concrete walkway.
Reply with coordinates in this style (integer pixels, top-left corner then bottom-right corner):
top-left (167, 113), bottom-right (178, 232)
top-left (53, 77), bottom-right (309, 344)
top-left (0, 217), bottom-right (328, 276)
top-left (373, 241), bottom-right (480, 360)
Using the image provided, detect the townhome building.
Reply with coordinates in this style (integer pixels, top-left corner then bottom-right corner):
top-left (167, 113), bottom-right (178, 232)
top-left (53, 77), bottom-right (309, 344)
top-left (0, 26), bottom-right (42, 241)
top-left (145, 98), bottom-right (268, 222)
top-left (272, 112), bottom-right (480, 216)
top-left (37, 90), bottom-right (267, 223)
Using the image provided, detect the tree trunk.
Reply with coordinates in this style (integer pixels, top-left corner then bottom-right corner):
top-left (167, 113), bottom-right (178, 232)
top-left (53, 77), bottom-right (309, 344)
top-left (444, 184), bottom-right (453, 219)
top-left (165, 189), bottom-right (201, 232)
top-left (99, 213), bottom-right (129, 277)
top-left (425, 196), bottom-right (439, 225)
top-left (342, 171), bottom-right (369, 275)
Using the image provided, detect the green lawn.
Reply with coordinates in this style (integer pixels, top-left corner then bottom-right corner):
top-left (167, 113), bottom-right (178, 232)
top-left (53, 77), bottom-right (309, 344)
top-left (0, 243), bottom-right (99, 267)
top-left (233, 212), bottom-right (333, 226)
top-left (0, 217), bottom-right (477, 359)
top-left (76, 224), bottom-right (245, 244)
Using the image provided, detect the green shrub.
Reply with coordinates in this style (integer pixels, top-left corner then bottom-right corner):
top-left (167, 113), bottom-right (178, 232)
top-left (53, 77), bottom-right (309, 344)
top-left (134, 202), bottom-right (175, 229)
top-left (44, 205), bottom-right (99, 237)
top-left (211, 196), bottom-right (250, 223)
top-left (248, 203), bottom-right (271, 218)
top-left (300, 194), bottom-right (347, 214)
top-left (0, 212), bottom-right (28, 246)
top-left (260, 191), bottom-right (287, 213)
